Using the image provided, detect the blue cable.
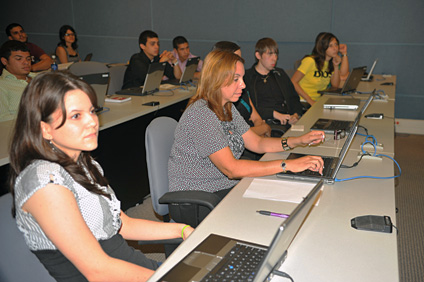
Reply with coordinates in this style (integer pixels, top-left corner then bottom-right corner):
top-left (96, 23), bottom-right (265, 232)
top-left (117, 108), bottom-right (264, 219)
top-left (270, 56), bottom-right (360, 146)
top-left (335, 132), bottom-right (401, 182)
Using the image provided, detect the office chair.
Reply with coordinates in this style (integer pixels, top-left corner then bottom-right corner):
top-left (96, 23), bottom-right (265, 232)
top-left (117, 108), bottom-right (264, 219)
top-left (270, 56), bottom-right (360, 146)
top-left (0, 193), bottom-right (56, 282)
top-left (144, 117), bottom-right (220, 227)
top-left (107, 64), bottom-right (127, 95)
top-left (68, 61), bottom-right (109, 76)
top-left (141, 117), bottom-right (220, 256)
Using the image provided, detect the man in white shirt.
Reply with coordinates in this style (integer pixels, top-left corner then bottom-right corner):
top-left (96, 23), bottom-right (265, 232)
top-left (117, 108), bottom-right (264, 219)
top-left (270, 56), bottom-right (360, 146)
top-left (172, 36), bottom-right (203, 79)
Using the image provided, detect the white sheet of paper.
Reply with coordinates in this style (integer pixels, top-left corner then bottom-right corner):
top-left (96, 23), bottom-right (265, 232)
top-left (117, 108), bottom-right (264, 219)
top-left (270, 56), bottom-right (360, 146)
top-left (243, 178), bottom-right (316, 203)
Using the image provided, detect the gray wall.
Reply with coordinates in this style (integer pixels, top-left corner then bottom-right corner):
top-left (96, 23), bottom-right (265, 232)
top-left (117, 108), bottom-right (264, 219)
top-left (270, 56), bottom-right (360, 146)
top-left (2, 0), bottom-right (423, 119)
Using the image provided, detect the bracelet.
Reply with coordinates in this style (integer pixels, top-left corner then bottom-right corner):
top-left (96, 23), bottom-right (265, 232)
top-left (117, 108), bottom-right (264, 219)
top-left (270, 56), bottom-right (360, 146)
top-left (181, 224), bottom-right (190, 239)
top-left (341, 54), bottom-right (348, 57)
top-left (281, 137), bottom-right (291, 151)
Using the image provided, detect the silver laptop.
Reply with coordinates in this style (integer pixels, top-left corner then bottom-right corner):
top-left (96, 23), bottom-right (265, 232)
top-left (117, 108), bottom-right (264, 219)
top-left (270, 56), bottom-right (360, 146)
top-left (116, 62), bottom-right (166, 96)
top-left (180, 56), bottom-right (200, 83)
top-left (78, 72), bottom-right (110, 111)
top-left (277, 112), bottom-right (361, 184)
top-left (158, 180), bottom-right (324, 282)
top-left (312, 91), bottom-right (375, 133)
top-left (323, 97), bottom-right (361, 110)
top-left (166, 56), bottom-right (200, 85)
top-left (361, 59), bottom-right (378, 82)
top-left (318, 66), bottom-right (366, 95)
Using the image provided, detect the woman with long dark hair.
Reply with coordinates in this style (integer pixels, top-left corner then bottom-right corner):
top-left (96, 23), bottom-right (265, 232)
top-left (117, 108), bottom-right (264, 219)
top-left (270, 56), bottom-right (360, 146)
top-left (56, 25), bottom-right (81, 64)
top-left (9, 72), bottom-right (193, 281)
top-left (291, 32), bottom-right (349, 106)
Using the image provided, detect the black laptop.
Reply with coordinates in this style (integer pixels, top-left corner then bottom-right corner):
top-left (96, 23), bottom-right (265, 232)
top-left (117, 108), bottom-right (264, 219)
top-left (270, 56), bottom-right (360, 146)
top-left (116, 62), bottom-right (166, 96)
top-left (318, 66), bottom-right (366, 95)
top-left (311, 91), bottom-right (375, 133)
top-left (158, 180), bottom-right (324, 282)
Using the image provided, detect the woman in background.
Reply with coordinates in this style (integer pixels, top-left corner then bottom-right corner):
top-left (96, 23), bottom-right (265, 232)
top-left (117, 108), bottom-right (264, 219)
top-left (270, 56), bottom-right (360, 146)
top-left (291, 32), bottom-right (349, 106)
top-left (56, 25), bottom-right (81, 64)
top-left (168, 50), bottom-right (325, 200)
top-left (9, 72), bottom-right (193, 281)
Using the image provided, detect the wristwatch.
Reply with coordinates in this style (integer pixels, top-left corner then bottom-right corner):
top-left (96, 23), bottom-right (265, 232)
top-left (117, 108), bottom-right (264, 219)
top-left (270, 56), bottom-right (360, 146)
top-left (281, 137), bottom-right (291, 151)
top-left (281, 161), bottom-right (287, 173)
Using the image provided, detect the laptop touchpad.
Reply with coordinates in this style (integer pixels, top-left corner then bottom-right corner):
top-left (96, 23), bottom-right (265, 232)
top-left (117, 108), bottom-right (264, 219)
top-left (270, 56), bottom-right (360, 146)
top-left (183, 251), bottom-right (222, 270)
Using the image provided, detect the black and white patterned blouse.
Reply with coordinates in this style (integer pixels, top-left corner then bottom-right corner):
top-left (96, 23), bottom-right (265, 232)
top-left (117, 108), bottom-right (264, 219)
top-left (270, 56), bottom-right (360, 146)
top-left (169, 99), bottom-right (250, 193)
top-left (14, 159), bottom-right (121, 251)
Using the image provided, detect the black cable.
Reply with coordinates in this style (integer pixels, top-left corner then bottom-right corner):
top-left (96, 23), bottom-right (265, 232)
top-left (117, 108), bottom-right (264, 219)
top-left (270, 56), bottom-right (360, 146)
top-left (272, 270), bottom-right (295, 281)
top-left (358, 125), bottom-right (369, 136)
top-left (341, 152), bottom-right (370, 169)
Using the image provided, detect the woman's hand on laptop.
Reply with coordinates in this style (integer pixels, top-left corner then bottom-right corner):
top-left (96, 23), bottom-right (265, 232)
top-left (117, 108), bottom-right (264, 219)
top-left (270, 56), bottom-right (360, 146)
top-left (285, 156), bottom-right (324, 174)
top-left (287, 131), bottom-right (325, 148)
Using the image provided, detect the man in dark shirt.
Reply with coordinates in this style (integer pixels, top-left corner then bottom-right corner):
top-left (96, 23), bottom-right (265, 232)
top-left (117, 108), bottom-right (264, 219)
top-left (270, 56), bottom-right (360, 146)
top-left (244, 37), bottom-right (304, 127)
top-left (122, 30), bottom-right (182, 89)
top-left (6, 23), bottom-right (52, 72)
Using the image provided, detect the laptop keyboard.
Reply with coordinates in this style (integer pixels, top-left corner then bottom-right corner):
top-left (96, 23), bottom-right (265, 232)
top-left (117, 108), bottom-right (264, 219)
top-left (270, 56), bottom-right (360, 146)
top-left (326, 120), bottom-right (351, 131)
top-left (201, 243), bottom-right (266, 281)
top-left (294, 157), bottom-right (334, 177)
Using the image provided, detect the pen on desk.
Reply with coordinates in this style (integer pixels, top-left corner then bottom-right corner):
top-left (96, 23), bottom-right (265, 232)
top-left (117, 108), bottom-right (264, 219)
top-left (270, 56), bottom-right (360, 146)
top-left (257, 210), bottom-right (290, 218)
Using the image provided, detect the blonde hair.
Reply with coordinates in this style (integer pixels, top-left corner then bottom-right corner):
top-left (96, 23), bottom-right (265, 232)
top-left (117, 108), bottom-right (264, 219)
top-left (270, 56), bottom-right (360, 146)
top-left (188, 50), bottom-right (244, 121)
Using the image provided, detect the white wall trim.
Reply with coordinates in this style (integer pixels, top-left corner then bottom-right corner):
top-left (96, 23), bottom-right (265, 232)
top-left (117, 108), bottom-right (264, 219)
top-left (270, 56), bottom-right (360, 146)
top-left (395, 118), bottom-right (424, 135)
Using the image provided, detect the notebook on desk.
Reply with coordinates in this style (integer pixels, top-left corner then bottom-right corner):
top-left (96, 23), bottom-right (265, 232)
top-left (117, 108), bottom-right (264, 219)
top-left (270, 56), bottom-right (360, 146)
top-left (158, 180), bottom-right (324, 282)
top-left (361, 59), bottom-right (378, 81)
top-left (311, 91), bottom-right (375, 133)
top-left (318, 66), bottom-right (366, 95)
top-left (116, 62), bottom-right (166, 96)
top-left (166, 56), bottom-right (200, 85)
top-left (277, 114), bottom-right (360, 184)
top-left (78, 72), bottom-right (110, 112)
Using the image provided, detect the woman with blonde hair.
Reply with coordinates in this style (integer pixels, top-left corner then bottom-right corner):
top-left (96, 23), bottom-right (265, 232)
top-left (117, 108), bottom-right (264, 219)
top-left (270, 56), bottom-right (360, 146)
top-left (168, 50), bottom-right (326, 200)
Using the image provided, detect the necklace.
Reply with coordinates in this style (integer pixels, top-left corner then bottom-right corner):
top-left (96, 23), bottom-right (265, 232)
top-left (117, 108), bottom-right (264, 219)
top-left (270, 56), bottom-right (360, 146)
top-left (261, 74), bottom-right (270, 83)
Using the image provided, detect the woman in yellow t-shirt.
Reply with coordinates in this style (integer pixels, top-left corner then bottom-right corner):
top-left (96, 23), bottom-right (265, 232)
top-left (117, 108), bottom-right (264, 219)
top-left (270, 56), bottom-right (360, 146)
top-left (291, 32), bottom-right (349, 106)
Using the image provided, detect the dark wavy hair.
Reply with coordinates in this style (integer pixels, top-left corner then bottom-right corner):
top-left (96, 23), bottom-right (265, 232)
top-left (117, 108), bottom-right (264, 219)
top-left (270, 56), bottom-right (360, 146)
top-left (58, 25), bottom-right (78, 50)
top-left (310, 32), bottom-right (339, 73)
top-left (9, 72), bottom-right (109, 216)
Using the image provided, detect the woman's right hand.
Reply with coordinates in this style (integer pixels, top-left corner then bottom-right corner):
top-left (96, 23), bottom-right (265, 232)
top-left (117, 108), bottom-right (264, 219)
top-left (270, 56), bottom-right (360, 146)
top-left (285, 155), bottom-right (324, 175)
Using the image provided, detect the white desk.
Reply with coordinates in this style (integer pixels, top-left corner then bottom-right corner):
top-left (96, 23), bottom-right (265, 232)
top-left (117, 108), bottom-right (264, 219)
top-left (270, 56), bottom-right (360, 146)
top-left (148, 77), bottom-right (398, 282)
top-left (149, 147), bottom-right (398, 282)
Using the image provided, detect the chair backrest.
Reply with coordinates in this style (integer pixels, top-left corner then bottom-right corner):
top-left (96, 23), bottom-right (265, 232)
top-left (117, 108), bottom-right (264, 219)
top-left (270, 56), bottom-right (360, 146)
top-left (107, 64), bottom-right (128, 95)
top-left (68, 61), bottom-right (109, 76)
top-left (145, 117), bottom-right (178, 216)
top-left (294, 59), bottom-right (302, 70)
top-left (0, 193), bottom-right (55, 281)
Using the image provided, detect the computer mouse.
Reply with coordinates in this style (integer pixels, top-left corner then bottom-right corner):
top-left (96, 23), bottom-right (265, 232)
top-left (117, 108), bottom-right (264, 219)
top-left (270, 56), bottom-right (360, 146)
top-left (381, 82), bottom-right (394, 86)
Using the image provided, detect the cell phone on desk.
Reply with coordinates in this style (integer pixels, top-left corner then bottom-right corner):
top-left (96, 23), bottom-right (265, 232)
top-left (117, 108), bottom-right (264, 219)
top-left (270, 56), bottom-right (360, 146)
top-left (142, 101), bottom-right (160, 106)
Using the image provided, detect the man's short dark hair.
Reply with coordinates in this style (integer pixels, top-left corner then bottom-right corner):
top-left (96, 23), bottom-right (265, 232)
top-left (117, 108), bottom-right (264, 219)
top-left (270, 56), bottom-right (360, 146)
top-left (5, 23), bottom-right (23, 37)
top-left (0, 40), bottom-right (29, 61)
top-left (213, 41), bottom-right (240, 53)
top-left (138, 30), bottom-right (158, 45)
top-left (172, 36), bottom-right (188, 49)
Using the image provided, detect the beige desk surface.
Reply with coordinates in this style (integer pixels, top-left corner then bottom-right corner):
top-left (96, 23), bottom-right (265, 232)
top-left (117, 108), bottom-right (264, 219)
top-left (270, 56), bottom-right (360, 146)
top-left (148, 147), bottom-right (398, 282)
top-left (0, 85), bottom-right (195, 166)
top-left (356, 74), bottom-right (396, 100)
top-left (149, 76), bottom-right (397, 281)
